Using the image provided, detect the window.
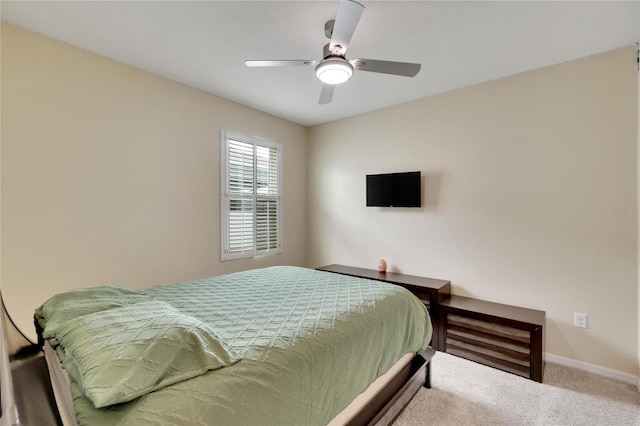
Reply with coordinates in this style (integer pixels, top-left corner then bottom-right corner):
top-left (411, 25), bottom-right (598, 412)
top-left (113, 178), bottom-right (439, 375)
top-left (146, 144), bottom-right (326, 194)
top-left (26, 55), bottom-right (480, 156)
top-left (221, 130), bottom-right (282, 261)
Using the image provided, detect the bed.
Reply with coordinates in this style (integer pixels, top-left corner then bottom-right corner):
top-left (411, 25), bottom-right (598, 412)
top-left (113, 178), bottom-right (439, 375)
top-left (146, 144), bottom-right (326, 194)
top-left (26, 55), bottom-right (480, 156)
top-left (34, 266), bottom-right (433, 425)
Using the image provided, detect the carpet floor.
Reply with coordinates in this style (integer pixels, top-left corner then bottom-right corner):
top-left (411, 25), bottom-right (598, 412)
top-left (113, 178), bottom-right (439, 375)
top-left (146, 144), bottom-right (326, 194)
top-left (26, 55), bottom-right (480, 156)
top-left (395, 352), bottom-right (640, 426)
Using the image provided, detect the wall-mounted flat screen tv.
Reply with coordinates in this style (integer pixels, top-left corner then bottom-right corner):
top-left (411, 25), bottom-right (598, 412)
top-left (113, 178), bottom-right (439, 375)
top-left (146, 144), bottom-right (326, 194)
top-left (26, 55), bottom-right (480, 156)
top-left (366, 171), bottom-right (421, 207)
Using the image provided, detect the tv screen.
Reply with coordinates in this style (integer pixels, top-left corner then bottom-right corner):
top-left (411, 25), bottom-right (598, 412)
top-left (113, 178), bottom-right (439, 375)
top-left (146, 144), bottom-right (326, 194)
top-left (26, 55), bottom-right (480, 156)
top-left (366, 171), bottom-right (421, 207)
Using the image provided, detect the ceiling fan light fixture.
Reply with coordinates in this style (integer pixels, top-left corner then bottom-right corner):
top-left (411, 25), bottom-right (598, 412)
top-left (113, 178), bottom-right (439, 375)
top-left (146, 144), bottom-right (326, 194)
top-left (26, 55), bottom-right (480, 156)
top-left (315, 58), bottom-right (354, 85)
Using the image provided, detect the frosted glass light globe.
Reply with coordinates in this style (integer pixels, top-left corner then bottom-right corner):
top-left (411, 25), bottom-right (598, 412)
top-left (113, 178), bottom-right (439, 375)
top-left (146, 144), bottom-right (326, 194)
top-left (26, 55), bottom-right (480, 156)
top-left (315, 59), bottom-right (354, 85)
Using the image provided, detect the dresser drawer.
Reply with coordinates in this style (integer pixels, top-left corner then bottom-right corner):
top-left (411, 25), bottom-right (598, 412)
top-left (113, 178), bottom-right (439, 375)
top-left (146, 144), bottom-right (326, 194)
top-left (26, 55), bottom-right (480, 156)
top-left (441, 296), bottom-right (545, 382)
top-left (446, 314), bottom-right (531, 378)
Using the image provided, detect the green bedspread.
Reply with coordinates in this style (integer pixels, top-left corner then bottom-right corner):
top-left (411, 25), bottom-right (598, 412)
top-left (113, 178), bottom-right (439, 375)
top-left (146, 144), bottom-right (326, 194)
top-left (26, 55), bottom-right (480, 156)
top-left (37, 266), bottom-right (432, 426)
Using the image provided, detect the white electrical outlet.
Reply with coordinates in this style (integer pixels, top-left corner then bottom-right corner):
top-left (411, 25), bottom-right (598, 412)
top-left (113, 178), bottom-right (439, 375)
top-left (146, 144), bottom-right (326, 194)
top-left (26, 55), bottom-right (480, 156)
top-left (574, 313), bottom-right (588, 329)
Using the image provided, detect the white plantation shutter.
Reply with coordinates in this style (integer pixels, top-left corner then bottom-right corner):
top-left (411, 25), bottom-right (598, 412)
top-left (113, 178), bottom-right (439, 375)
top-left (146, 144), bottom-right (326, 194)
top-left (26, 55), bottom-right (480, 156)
top-left (221, 130), bottom-right (282, 261)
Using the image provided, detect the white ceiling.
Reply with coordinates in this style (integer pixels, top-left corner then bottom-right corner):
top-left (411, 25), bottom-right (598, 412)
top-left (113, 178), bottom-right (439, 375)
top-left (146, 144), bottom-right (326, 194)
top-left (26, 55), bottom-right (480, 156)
top-left (2, 1), bottom-right (639, 127)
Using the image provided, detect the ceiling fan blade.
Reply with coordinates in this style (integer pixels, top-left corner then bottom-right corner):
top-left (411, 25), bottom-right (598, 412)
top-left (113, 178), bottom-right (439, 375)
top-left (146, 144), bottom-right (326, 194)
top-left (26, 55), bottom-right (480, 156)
top-left (329, 0), bottom-right (364, 56)
top-left (245, 60), bottom-right (316, 67)
top-left (318, 84), bottom-right (335, 104)
top-left (352, 59), bottom-right (421, 77)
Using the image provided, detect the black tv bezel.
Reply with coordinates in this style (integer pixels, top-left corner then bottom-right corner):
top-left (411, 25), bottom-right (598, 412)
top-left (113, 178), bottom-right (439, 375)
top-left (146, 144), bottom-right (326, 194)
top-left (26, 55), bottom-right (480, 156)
top-left (366, 171), bottom-right (421, 208)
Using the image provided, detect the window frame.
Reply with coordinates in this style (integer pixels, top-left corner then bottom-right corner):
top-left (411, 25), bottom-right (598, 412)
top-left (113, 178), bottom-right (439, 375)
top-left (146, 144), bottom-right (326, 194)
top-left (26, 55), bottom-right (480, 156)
top-left (220, 129), bottom-right (282, 261)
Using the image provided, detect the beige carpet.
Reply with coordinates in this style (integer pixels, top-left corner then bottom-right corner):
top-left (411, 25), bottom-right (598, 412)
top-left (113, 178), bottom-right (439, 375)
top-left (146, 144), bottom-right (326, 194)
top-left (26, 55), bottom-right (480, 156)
top-left (395, 352), bottom-right (640, 426)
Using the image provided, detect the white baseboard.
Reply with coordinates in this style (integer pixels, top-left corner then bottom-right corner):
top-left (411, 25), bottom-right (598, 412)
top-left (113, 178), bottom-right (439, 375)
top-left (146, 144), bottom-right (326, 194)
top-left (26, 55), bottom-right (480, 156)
top-left (545, 352), bottom-right (639, 390)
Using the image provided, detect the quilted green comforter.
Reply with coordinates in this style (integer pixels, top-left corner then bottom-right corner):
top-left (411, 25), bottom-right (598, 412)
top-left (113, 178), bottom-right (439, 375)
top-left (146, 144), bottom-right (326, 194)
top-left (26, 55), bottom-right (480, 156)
top-left (37, 266), bottom-right (432, 426)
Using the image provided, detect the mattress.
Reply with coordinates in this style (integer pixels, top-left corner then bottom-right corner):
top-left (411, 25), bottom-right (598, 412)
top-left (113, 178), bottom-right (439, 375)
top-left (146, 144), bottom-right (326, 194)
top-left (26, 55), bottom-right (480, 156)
top-left (37, 266), bottom-right (432, 425)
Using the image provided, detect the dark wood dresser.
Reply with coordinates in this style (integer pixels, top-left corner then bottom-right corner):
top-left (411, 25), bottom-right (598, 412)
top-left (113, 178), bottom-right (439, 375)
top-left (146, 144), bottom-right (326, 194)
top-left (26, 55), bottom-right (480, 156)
top-left (440, 295), bottom-right (545, 382)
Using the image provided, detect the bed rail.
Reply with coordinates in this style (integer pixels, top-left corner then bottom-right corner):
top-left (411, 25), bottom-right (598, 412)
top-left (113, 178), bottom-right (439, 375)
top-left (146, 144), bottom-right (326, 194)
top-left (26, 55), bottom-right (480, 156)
top-left (347, 347), bottom-right (435, 426)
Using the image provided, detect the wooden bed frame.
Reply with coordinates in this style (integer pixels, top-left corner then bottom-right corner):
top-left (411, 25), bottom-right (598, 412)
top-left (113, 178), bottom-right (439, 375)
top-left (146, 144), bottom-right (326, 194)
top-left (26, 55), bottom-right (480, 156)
top-left (349, 347), bottom-right (435, 426)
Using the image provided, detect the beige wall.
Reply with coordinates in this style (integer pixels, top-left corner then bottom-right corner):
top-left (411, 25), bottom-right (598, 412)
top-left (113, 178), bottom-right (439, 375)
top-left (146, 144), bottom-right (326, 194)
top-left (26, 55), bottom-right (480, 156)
top-left (1, 24), bottom-right (308, 341)
top-left (308, 47), bottom-right (638, 375)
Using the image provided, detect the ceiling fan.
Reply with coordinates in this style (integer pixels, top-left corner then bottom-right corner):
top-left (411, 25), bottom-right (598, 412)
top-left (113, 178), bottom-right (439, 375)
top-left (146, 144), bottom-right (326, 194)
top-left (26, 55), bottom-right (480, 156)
top-left (245, 0), bottom-right (421, 105)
